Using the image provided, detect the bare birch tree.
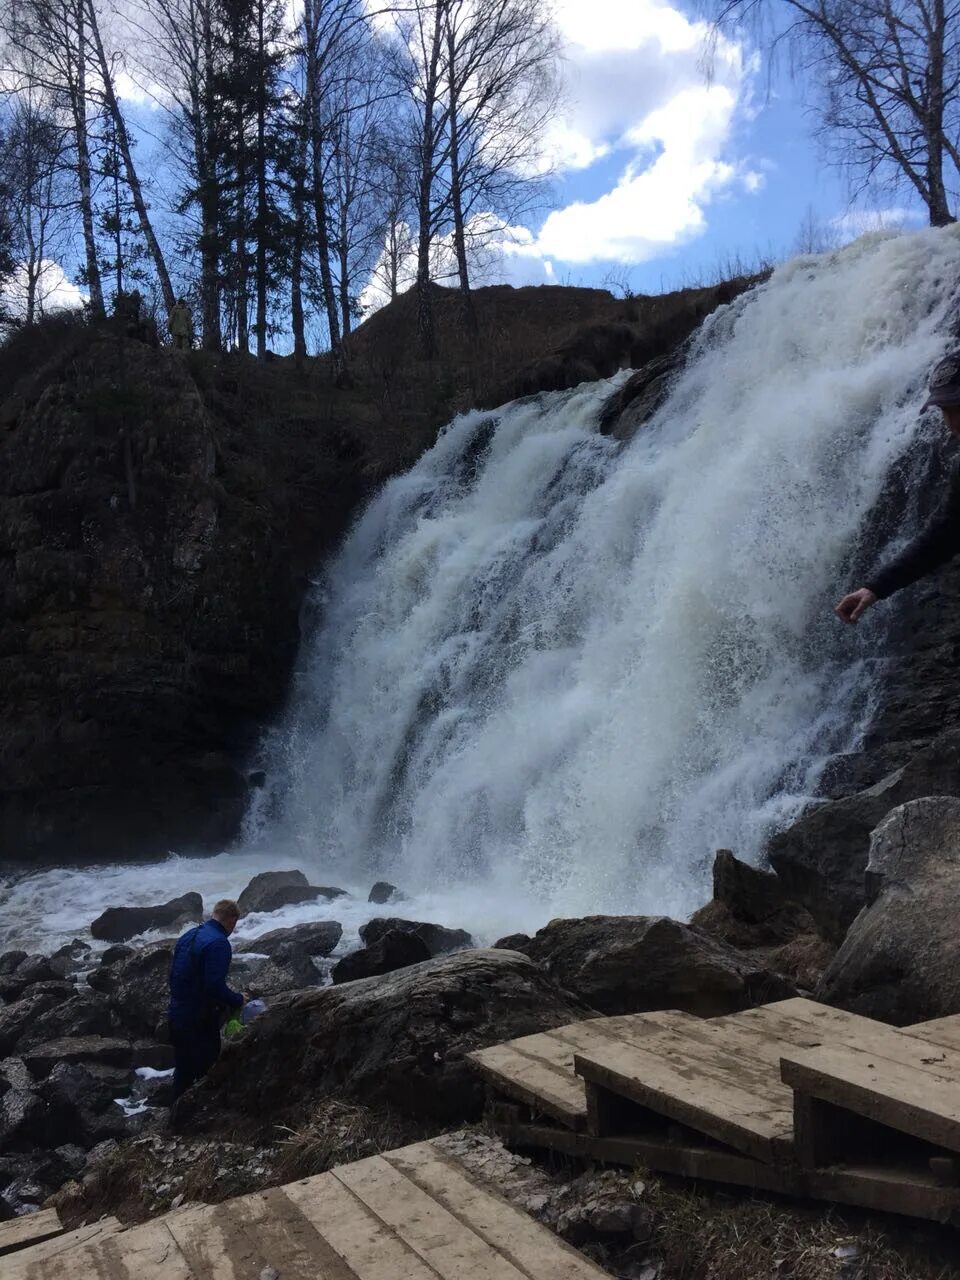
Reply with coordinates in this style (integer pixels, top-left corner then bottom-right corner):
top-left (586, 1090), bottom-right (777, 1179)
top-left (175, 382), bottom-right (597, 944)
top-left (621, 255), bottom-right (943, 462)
top-left (717, 0), bottom-right (960, 225)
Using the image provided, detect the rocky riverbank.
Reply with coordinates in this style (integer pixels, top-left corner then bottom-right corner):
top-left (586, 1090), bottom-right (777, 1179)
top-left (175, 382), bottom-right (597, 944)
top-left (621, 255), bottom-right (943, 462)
top-left (6, 793), bottom-right (960, 1274)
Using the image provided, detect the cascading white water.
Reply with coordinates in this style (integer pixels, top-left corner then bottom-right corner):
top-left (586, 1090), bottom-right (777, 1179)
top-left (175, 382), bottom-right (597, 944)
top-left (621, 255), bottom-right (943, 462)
top-left (245, 228), bottom-right (960, 930)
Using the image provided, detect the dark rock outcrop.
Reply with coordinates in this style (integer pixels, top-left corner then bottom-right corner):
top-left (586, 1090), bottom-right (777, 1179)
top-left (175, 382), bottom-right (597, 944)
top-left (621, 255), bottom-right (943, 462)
top-left (87, 941), bottom-right (174, 1038)
top-left (768, 736), bottom-right (960, 940)
top-left (90, 893), bottom-right (203, 942)
top-left (15, 993), bottom-right (115, 1051)
top-left (21, 1036), bottom-right (134, 1078)
top-left (368, 881), bottom-right (403, 905)
top-left (818, 796), bottom-right (960, 1024)
top-left (234, 921), bottom-right (343, 962)
top-left (0, 991), bottom-right (66, 1056)
top-left (511, 916), bottom-right (795, 1016)
top-left (175, 949), bottom-right (592, 1133)
top-left (234, 954), bottom-right (321, 997)
top-left (331, 930), bottom-right (431, 984)
top-left (690, 850), bottom-right (818, 950)
top-left (237, 870), bottom-right (307, 915)
top-left (359, 918), bottom-right (473, 957)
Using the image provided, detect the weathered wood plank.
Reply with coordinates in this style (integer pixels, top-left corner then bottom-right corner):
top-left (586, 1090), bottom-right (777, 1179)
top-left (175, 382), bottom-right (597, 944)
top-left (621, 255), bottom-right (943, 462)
top-left (574, 1037), bottom-right (794, 1163)
top-left (9, 1219), bottom-right (195, 1280)
top-left (283, 1171), bottom-right (443, 1280)
top-left (332, 1154), bottom-right (529, 1280)
top-left (167, 1185), bottom-right (346, 1280)
top-left (906, 1015), bottom-right (960, 1055)
top-left (781, 1043), bottom-right (960, 1153)
top-left (387, 1141), bottom-right (610, 1280)
top-left (468, 1041), bottom-right (588, 1129)
top-left (2, 1217), bottom-right (124, 1276)
top-left (0, 1207), bottom-right (63, 1257)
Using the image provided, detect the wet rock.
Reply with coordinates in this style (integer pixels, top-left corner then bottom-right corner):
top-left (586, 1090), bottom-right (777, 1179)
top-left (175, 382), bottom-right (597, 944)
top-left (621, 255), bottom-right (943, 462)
top-left (235, 921), bottom-right (343, 963)
top-left (0, 1057), bottom-right (46, 1151)
top-left (55, 1143), bottom-right (88, 1178)
top-left (16, 981), bottom-right (77, 1005)
top-left (0, 952), bottom-right (26, 975)
top-left (359, 918), bottom-right (473, 957)
top-left (176, 949), bottom-right (592, 1133)
top-left (0, 991), bottom-right (65, 1056)
top-left (50, 939), bottom-right (93, 974)
top-left (513, 916), bottom-right (796, 1016)
top-left (818, 797), bottom-right (960, 1024)
top-left (368, 881), bottom-right (404, 905)
top-left (0, 955), bottom-right (59, 1000)
top-left (100, 945), bottom-right (135, 967)
top-left (237, 871), bottom-right (308, 915)
top-left (493, 933), bottom-right (532, 951)
top-left (88, 941), bottom-right (174, 1038)
top-left (240, 955), bottom-right (321, 998)
top-left (331, 930), bottom-right (431, 984)
top-left (1, 1173), bottom-right (44, 1215)
top-left (253, 885), bottom-right (347, 914)
top-left (16, 993), bottom-right (115, 1051)
top-left (132, 1042), bottom-right (175, 1071)
top-left (22, 1037), bottom-right (134, 1079)
top-left (90, 893), bottom-right (203, 943)
top-left (689, 849), bottom-right (819, 953)
top-left (768, 736), bottom-right (960, 940)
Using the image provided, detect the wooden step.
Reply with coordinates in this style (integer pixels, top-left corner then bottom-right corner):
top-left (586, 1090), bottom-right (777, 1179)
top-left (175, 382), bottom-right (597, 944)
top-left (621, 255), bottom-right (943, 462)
top-left (574, 1029), bottom-right (794, 1164)
top-left (781, 1040), bottom-right (960, 1155)
top-left (905, 1014), bottom-right (960, 1054)
top-left (4, 1216), bottom-right (123, 1276)
top-left (0, 1207), bottom-right (64, 1257)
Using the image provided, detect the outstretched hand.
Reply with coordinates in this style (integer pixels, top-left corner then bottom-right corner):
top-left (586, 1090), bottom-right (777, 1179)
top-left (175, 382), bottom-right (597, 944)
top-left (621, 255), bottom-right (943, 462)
top-left (835, 587), bottom-right (877, 625)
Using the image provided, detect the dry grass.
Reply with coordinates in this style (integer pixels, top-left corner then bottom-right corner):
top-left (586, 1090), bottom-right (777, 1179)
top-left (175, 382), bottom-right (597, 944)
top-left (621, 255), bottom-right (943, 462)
top-left (275, 1099), bottom-right (422, 1182)
top-left (641, 1179), bottom-right (960, 1280)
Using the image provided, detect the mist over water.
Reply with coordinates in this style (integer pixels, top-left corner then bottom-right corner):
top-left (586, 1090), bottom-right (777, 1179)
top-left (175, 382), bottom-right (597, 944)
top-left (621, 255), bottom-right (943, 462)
top-left (6, 228), bottom-right (960, 951)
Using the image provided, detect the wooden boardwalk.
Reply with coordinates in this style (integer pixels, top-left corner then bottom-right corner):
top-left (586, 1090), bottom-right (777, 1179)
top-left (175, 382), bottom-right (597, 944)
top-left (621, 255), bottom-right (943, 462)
top-left (2, 1140), bottom-right (612, 1280)
top-left (470, 997), bottom-right (960, 1223)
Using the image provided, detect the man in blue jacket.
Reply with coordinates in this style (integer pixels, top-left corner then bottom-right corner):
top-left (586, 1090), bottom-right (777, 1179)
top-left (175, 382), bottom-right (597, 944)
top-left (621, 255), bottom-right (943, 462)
top-left (168, 898), bottom-right (246, 1099)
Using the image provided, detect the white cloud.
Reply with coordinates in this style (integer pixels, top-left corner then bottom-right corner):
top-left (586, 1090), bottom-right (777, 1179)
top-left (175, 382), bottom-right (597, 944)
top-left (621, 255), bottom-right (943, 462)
top-left (522, 0), bottom-right (758, 265)
top-left (2, 261), bottom-right (85, 320)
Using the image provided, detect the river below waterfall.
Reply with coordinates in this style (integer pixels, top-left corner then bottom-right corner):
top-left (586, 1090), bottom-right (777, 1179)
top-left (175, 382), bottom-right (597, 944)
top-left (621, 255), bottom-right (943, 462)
top-left (6, 227), bottom-right (960, 953)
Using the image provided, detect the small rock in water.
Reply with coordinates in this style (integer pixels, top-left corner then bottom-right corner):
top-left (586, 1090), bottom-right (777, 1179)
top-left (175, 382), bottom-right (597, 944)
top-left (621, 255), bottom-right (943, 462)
top-left (367, 881), bottom-right (405, 905)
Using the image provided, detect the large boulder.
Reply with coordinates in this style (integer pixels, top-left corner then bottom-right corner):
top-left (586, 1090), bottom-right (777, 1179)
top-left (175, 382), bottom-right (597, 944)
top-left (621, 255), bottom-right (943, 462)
top-left (331, 931), bottom-right (431, 984)
top-left (91, 893), bottom-right (203, 943)
top-left (21, 1037), bottom-right (135, 1080)
top-left (0, 991), bottom-right (66, 1056)
top-left (87, 941), bottom-right (175, 1038)
top-left (232, 954), bottom-right (321, 997)
top-left (768, 737), bottom-right (960, 940)
top-left (689, 849), bottom-right (820, 952)
top-left (0, 955), bottom-right (59, 1000)
top-left (234, 921), bottom-right (343, 963)
top-left (359, 918), bottom-right (473, 957)
top-left (15, 993), bottom-right (115, 1051)
top-left (174, 949), bottom-right (592, 1133)
top-left (368, 881), bottom-right (404, 905)
top-left (818, 797), bottom-right (960, 1024)
top-left (0, 1058), bottom-right (47, 1152)
top-left (513, 916), bottom-right (795, 1016)
top-left (237, 870), bottom-right (308, 915)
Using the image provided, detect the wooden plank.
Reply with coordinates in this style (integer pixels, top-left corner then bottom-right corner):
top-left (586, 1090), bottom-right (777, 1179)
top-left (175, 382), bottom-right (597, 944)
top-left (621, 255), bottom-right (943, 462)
top-left (494, 1119), bottom-right (794, 1193)
top-left (9, 1219), bottom-right (195, 1280)
top-left (167, 1185), bottom-right (344, 1280)
top-left (807, 1163), bottom-right (960, 1224)
top-left (332, 1153), bottom-right (530, 1280)
top-left (781, 1042), bottom-right (960, 1153)
top-left (729, 999), bottom-right (960, 1082)
top-left (283, 1171), bottom-right (445, 1280)
top-left (468, 1042), bottom-right (588, 1129)
top-left (906, 1015), bottom-right (960, 1054)
top-left (0, 1208), bottom-right (64, 1257)
top-left (547, 1011), bottom-right (700, 1053)
top-left (574, 1037), bottom-right (793, 1164)
top-left (3, 1217), bottom-right (123, 1276)
top-left (386, 1141), bottom-right (610, 1280)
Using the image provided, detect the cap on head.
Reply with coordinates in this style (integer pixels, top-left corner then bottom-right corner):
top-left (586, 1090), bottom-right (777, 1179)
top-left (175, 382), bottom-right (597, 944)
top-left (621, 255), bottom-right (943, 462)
top-left (923, 353), bottom-right (960, 410)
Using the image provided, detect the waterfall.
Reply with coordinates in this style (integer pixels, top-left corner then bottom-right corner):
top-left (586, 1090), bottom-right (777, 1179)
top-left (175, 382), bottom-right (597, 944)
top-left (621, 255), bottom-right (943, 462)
top-left (249, 228), bottom-right (960, 931)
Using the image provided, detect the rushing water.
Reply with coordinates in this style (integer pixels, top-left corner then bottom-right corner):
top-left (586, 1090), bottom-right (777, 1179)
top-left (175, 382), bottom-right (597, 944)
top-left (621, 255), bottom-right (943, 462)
top-left (5, 227), bottom-right (960, 950)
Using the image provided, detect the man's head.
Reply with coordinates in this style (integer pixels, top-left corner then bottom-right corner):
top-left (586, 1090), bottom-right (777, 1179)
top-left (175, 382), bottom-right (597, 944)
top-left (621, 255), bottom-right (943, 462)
top-left (212, 899), bottom-right (240, 935)
top-left (924, 353), bottom-right (960, 436)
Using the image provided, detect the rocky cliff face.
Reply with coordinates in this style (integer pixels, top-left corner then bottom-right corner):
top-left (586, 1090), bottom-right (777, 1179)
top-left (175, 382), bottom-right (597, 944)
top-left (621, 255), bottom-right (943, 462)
top-left (1, 279), bottom-right (752, 866)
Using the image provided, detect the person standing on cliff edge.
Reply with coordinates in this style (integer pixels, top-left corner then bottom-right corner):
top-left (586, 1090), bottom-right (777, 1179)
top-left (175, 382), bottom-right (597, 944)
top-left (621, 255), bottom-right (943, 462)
top-left (168, 899), bottom-right (247, 1099)
top-left (836, 354), bottom-right (960, 624)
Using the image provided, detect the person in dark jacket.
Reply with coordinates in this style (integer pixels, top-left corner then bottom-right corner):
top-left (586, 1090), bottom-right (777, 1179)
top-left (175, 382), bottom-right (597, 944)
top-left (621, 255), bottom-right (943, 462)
top-left (836, 353), bottom-right (960, 625)
top-left (168, 898), bottom-right (246, 1099)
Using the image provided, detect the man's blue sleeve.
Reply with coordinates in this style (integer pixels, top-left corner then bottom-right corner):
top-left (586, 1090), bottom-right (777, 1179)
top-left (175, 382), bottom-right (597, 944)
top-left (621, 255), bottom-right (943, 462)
top-left (201, 937), bottom-right (243, 1008)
